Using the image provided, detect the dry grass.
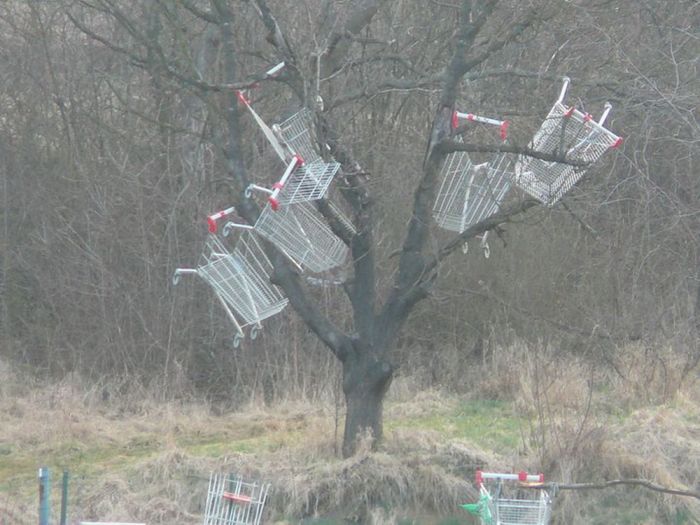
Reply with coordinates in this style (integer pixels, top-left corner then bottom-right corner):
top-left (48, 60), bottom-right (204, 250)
top-left (1, 341), bottom-right (699, 524)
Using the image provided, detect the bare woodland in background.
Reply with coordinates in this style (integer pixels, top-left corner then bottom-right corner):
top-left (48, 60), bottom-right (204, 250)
top-left (0, 0), bottom-right (698, 444)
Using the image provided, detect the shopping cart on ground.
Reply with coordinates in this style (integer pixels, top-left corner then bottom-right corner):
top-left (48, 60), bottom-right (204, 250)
top-left (203, 472), bottom-right (270, 525)
top-left (462, 471), bottom-right (553, 525)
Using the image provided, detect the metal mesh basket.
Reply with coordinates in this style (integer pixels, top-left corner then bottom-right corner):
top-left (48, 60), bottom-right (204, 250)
top-left (493, 494), bottom-right (552, 525)
top-left (472, 471), bottom-right (553, 525)
top-left (203, 473), bottom-right (270, 525)
top-left (273, 108), bottom-right (323, 164)
top-left (246, 201), bottom-right (349, 273)
top-left (276, 158), bottom-right (341, 205)
top-left (433, 140), bottom-right (513, 233)
top-left (514, 78), bottom-right (622, 206)
top-left (173, 234), bottom-right (288, 346)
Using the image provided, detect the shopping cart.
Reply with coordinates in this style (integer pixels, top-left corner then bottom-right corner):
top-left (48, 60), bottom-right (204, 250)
top-left (226, 200), bottom-right (349, 273)
top-left (514, 77), bottom-right (622, 206)
top-left (202, 472), bottom-right (270, 525)
top-left (272, 107), bottom-right (325, 164)
top-left (432, 138), bottom-right (513, 234)
top-left (462, 471), bottom-right (553, 525)
top-left (246, 154), bottom-right (341, 211)
top-left (173, 228), bottom-right (288, 347)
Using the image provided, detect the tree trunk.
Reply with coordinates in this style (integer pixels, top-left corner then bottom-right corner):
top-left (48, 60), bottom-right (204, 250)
top-left (341, 347), bottom-right (393, 457)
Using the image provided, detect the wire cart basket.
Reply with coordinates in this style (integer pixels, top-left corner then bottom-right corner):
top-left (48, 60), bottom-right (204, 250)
top-left (514, 77), bottom-right (622, 206)
top-left (227, 200), bottom-right (349, 274)
top-left (246, 155), bottom-right (341, 211)
top-left (173, 231), bottom-right (288, 347)
top-left (272, 107), bottom-right (324, 164)
top-left (433, 138), bottom-right (513, 234)
top-left (203, 472), bottom-right (270, 525)
top-left (463, 471), bottom-right (553, 525)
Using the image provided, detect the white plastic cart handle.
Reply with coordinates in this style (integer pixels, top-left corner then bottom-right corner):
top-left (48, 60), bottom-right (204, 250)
top-left (172, 268), bottom-right (197, 285)
top-left (265, 62), bottom-right (285, 77)
top-left (557, 76), bottom-right (571, 105)
top-left (452, 111), bottom-right (510, 141)
top-left (476, 470), bottom-right (545, 484)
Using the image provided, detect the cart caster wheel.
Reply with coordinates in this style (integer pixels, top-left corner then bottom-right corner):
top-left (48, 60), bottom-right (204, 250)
top-left (462, 242), bottom-right (469, 254)
top-left (233, 333), bottom-right (243, 348)
top-left (172, 272), bottom-right (181, 286)
top-left (250, 326), bottom-right (260, 340)
top-left (223, 222), bottom-right (233, 237)
top-left (482, 243), bottom-right (490, 259)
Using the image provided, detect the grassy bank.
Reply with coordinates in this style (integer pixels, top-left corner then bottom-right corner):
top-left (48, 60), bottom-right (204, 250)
top-left (1, 344), bottom-right (699, 524)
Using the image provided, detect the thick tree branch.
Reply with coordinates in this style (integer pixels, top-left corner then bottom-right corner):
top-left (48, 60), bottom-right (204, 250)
top-left (397, 199), bottom-right (540, 325)
top-left (246, 0), bottom-right (303, 99)
top-left (322, 0), bottom-right (390, 76)
top-left (378, 1), bottom-right (477, 345)
top-left (550, 479), bottom-right (700, 501)
top-left (316, 117), bottom-right (377, 342)
top-left (440, 140), bottom-right (591, 167)
top-left (430, 198), bottom-right (539, 270)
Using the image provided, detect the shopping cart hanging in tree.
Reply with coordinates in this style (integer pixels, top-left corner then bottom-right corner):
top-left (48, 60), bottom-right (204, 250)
top-left (514, 77), bottom-right (622, 206)
top-left (173, 214), bottom-right (288, 347)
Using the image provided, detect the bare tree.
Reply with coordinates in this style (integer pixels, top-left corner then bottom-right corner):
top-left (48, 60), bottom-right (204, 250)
top-left (58, 0), bottom-right (642, 456)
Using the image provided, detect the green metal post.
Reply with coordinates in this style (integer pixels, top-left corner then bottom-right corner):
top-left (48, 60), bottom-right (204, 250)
top-left (60, 470), bottom-right (69, 525)
top-left (38, 467), bottom-right (50, 525)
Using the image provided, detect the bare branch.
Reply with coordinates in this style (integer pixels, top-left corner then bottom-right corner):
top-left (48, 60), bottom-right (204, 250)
top-left (323, 0), bottom-right (390, 75)
top-left (328, 75), bottom-right (442, 109)
top-left (440, 140), bottom-right (591, 167)
top-left (430, 198), bottom-right (540, 269)
top-left (178, 0), bottom-right (218, 23)
top-left (551, 479), bottom-right (700, 501)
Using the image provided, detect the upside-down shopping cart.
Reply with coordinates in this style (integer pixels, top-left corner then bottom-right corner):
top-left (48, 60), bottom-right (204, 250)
top-left (514, 77), bottom-right (622, 206)
top-left (202, 472), bottom-right (270, 525)
top-left (462, 471), bottom-right (553, 525)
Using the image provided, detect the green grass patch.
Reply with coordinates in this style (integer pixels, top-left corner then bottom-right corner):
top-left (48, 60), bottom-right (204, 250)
top-left (387, 399), bottom-right (523, 453)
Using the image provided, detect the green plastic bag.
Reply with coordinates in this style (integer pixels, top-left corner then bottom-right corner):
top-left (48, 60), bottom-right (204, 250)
top-left (460, 492), bottom-right (493, 524)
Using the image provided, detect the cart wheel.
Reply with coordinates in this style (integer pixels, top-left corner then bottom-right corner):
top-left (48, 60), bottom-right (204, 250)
top-left (250, 325), bottom-right (260, 340)
top-left (244, 185), bottom-right (253, 199)
top-left (233, 333), bottom-right (243, 348)
top-left (222, 222), bottom-right (233, 237)
top-left (462, 242), bottom-right (469, 254)
top-left (172, 272), bottom-right (181, 286)
top-left (482, 242), bottom-right (490, 259)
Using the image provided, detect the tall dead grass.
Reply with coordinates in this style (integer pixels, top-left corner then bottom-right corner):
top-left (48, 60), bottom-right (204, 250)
top-left (464, 338), bottom-right (700, 523)
top-left (1, 338), bottom-right (698, 524)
